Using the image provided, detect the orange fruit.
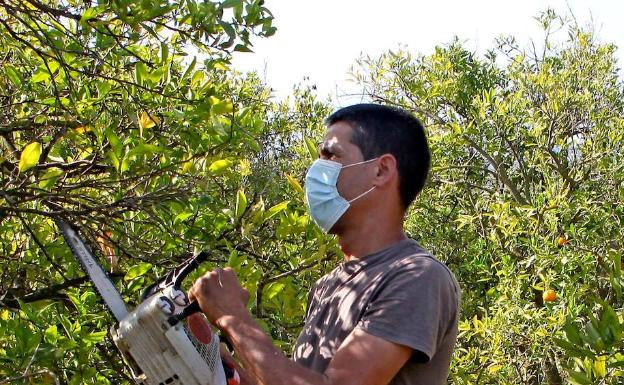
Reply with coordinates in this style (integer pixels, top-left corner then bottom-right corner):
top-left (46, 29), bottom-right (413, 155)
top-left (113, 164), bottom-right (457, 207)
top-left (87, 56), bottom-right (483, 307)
top-left (543, 289), bottom-right (557, 302)
top-left (556, 236), bottom-right (568, 247)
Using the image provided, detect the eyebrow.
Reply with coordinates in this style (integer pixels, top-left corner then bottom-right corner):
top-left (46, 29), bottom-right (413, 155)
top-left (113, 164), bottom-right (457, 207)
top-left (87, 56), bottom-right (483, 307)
top-left (319, 141), bottom-right (343, 156)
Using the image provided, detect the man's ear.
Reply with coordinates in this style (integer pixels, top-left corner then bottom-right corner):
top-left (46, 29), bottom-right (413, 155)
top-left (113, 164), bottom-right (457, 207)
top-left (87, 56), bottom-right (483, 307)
top-left (373, 154), bottom-right (398, 187)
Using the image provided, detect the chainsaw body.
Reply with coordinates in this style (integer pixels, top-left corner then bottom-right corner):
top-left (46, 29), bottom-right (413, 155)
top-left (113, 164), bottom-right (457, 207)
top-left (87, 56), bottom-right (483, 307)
top-left (111, 285), bottom-right (226, 385)
top-left (54, 217), bottom-right (230, 385)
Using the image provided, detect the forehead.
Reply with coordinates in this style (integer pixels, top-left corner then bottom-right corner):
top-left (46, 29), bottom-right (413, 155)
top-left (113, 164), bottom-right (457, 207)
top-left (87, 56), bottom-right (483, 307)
top-left (323, 121), bottom-right (354, 146)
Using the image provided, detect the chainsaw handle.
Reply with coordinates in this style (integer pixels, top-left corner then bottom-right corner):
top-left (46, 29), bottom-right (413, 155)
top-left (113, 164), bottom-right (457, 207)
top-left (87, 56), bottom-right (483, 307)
top-left (173, 250), bottom-right (209, 286)
top-left (168, 300), bottom-right (200, 325)
top-left (141, 250), bottom-right (209, 301)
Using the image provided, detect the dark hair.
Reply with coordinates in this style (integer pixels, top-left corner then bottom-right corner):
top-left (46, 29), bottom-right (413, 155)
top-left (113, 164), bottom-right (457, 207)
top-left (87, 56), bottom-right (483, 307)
top-left (325, 103), bottom-right (430, 210)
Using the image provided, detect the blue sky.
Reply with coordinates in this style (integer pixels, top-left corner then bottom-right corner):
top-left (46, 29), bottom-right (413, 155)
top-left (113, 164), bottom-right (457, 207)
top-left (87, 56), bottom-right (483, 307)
top-left (231, 0), bottom-right (624, 104)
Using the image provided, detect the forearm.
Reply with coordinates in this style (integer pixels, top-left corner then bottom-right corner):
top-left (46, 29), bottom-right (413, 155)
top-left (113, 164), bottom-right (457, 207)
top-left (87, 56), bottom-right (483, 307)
top-left (230, 360), bottom-right (258, 385)
top-left (219, 342), bottom-right (258, 385)
top-left (219, 314), bottom-right (329, 385)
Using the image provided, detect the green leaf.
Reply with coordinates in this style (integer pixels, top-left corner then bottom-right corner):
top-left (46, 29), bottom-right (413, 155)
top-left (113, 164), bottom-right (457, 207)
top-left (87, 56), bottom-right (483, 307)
top-left (44, 325), bottom-right (58, 344)
top-left (125, 263), bottom-right (153, 281)
top-left (160, 42), bottom-right (169, 63)
top-left (174, 212), bottom-right (194, 223)
top-left (105, 129), bottom-right (122, 154)
top-left (600, 305), bottom-right (621, 342)
top-left (80, 6), bottom-right (103, 25)
top-left (552, 337), bottom-right (593, 358)
top-left (31, 68), bottom-right (50, 83)
top-left (4, 65), bottom-right (22, 86)
top-left (182, 57), bottom-right (197, 80)
top-left (127, 276), bottom-right (145, 293)
top-left (95, 80), bottom-right (112, 97)
top-left (304, 136), bottom-right (318, 160)
top-left (584, 319), bottom-right (605, 350)
top-left (135, 62), bottom-right (149, 85)
top-left (563, 322), bottom-right (583, 345)
top-left (609, 249), bottom-right (621, 278)
top-left (221, 0), bottom-right (240, 8)
top-left (219, 20), bottom-right (236, 40)
top-left (264, 26), bottom-right (277, 37)
top-left (566, 370), bottom-right (592, 385)
top-left (82, 331), bottom-right (107, 344)
top-left (38, 167), bottom-right (64, 189)
top-left (265, 201), bottom-right (289, 220)
top-left (235, 189), bottom-right (247, 218)
top-left (47, 60), bottom-right (60, 75)
top-left (265, 282), bottom-right (285, 300)
top-left (208, 159), bottom-right (232, 174)
top-left (19, 142), bottom-right (42, 172)
top-left (234, 44), bottom-right (253, 53)
top-left (227, 250), bottom-right (242, 269)
top-left (126, 143), bottom-right (165, 159)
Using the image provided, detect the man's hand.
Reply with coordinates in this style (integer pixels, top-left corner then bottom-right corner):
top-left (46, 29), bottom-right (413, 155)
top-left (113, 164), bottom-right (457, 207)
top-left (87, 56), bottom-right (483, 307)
top-left (188, 267), bottom-right (250, 329)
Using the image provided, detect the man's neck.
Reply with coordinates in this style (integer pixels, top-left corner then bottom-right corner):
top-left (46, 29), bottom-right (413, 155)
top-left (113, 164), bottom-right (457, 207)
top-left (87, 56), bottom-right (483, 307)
top-left (337, 222), bottom-right (407, 261)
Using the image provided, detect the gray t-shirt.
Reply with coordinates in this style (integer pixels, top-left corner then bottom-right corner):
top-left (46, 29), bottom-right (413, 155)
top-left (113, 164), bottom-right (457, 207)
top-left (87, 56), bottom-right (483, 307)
top-left (292, 239), bottom-right (460, 385)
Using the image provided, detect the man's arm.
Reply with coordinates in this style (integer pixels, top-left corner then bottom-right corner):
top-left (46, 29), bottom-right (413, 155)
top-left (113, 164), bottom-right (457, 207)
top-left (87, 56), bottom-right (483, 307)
top-left (189, 268), bottom-right (412, 385)
top-left (219, 343), bottom-right (259, 385)
top-left (223, 314), bottom-right (411, 385)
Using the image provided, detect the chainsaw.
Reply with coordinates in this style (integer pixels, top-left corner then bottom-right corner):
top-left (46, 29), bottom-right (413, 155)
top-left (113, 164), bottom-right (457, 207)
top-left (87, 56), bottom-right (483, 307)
top-left (54, 217), bottom-right (239, 385)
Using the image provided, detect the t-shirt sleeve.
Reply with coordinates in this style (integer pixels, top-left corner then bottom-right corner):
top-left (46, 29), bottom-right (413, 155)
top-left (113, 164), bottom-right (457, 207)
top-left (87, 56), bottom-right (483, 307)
top-left (356, 256), bottom-right (458, 362)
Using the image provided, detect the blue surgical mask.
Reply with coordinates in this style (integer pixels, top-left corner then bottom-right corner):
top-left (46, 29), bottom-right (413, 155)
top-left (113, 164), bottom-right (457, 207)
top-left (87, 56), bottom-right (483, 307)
top-left (304, 158), bottom-right (378, 232)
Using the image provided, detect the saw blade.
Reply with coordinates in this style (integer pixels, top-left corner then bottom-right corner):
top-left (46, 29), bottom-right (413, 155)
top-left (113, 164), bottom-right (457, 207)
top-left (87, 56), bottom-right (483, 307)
top-left (55, 217), bottom-right (129, 321)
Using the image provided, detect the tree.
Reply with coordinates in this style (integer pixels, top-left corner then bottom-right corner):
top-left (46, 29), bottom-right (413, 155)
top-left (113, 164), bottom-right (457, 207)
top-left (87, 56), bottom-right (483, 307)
top-left (0, 0), bottom-right (336, 383)
top-left (352, 9), bottom-right (624, 385)
top-left (5, 3), bottom-right (623, 385)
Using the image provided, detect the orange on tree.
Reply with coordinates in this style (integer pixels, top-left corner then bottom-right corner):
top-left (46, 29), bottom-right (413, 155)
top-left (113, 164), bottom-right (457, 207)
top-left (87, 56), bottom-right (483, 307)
top-left (556, 236), bottom-right (568, 247)
top-left (543, 289), bottom-right (557, 302)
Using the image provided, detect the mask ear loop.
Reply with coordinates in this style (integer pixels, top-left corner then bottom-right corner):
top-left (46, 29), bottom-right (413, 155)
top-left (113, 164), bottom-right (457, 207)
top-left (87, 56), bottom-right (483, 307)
top-left (341, 157), bottom-right (379, 169)
top-left (341, 157), bottom-right (379, 204)
top-left (347, 186), bottom-right (376, 204)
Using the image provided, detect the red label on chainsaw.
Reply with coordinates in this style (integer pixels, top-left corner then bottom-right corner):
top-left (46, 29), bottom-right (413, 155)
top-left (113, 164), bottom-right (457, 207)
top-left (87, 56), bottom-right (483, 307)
top-left (187, 313), bottom-right (212, 344)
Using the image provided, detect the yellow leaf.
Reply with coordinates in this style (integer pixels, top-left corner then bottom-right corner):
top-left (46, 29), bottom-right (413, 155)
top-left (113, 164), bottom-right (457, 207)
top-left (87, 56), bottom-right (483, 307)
top-left (0, 309), bottom-right (9, 320)
top-left (214, 62), bottom-right (229, 71)
top-left (74, 126), bottom-right (91, 134)
top-left (180, 160), bottom-right (194, 174)
top-left (235, 189), bottom-right (247, 218)
top-left (487, 364), bottom-right (503, 374)
top-left (208, 159), bottom-right (232, 174)
top-left (209, 96), bottom-right (233, 115)
top-left (594, 356), bottom-right (607, 378)
top-left (19, 142), bottom-right (42, 172)
top-left (286, 174), bottom-right (304, 195)
top-left (139, 111), bottom-right (160, 129)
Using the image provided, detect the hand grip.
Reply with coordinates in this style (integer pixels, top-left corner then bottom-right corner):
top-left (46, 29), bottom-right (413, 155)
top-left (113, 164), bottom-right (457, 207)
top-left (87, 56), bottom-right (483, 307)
top-left (173, 251), bottom-right (209, 286)
top-left (167, 300), bottom-right (200, 326)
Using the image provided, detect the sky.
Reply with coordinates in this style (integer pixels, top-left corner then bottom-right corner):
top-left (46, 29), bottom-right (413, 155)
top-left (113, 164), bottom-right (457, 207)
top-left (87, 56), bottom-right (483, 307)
top-left (231, 0), bottom-right (624, 105)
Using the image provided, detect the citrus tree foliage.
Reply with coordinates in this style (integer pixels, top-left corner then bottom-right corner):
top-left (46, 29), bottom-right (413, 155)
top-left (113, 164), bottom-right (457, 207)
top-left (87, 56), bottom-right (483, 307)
top-left (353, 10), bottom-right (624, 385)
top-left (0, 0), bottom-right (342, 383)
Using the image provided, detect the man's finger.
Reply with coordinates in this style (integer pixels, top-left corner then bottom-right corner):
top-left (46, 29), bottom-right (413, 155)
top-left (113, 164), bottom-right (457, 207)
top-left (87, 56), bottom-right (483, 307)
top-left (220, 342), bottom-right (234, 360)
top-left (187, 284), bottom-right (197, 302)
top-left (216, 268), bottom-right (223, 287)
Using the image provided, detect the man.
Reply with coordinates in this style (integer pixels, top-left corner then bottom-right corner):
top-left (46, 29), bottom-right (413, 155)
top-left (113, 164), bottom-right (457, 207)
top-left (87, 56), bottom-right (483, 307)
top-left (189, 104), bottom-right (460, 385)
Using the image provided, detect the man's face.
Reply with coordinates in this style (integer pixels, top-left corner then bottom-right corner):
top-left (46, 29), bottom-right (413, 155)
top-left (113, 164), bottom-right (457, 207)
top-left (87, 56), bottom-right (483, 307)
top-left (318, 122), bottom-right (377, 229)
